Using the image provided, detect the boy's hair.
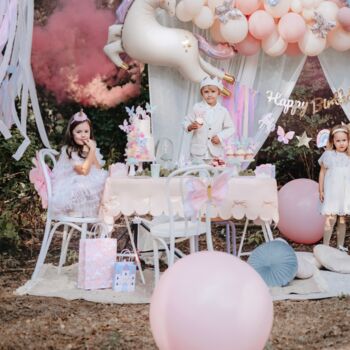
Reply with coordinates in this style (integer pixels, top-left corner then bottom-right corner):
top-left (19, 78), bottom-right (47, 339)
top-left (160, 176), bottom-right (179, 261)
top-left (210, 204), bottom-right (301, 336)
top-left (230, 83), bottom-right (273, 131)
top-left (64, 115), bottom-right (95, 159)
top-left (326, 124), bottom-right (350, 154)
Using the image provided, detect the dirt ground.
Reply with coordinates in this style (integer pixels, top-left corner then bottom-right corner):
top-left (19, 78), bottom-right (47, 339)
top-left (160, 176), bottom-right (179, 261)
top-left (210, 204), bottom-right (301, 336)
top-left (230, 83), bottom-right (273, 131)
top-left (1, 227), bottom-right (350, 350)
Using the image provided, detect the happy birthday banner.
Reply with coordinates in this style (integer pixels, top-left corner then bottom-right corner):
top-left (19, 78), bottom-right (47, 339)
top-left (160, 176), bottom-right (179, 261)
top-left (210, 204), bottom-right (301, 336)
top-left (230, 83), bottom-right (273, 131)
top-left (266, 88), bottom-right (350, 117)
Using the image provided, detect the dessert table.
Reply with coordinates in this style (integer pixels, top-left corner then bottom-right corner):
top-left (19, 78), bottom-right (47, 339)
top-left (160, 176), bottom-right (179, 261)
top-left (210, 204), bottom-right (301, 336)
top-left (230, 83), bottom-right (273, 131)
top-left (99, 176), bottom-right (279, 226)
top-left (99, 175), bottom-right (279, 282)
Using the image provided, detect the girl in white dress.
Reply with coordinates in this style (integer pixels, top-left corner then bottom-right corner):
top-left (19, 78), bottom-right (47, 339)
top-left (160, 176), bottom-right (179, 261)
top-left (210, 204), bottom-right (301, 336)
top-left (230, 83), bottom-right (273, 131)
top-left (318, 124), bottom-right (350, 251)
top-left (52, 110), bottom-right (108, 217)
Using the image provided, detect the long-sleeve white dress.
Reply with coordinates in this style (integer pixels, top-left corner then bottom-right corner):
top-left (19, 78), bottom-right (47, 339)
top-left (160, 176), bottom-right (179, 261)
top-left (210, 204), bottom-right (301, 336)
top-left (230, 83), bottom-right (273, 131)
top-left (319, 150), bottom-right (350, 215)
top-left (51, 146), bottom-right (108, 217)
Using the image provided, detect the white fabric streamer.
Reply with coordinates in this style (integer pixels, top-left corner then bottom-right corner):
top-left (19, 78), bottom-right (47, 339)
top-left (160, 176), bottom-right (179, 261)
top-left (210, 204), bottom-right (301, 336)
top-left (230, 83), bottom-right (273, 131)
top-left (0, 0), bottom-right (51, 159)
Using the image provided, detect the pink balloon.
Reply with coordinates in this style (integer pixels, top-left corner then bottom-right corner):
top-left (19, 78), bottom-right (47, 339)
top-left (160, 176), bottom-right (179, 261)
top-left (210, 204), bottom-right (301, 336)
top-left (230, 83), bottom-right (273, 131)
top-left (249, 10), bottom-right (276, 40)
top-left (236, 0), bottom-right (260, 15)
top-left (277, 179), bottom-right (325, 244)
top-left (338, 7), bottom-right (350, 32)
top-left (278, 13), bottom-right (306, 43)
top-left (235, 33), bottom-right (261, 56)
top-left (150, 252), bottom-right (273, 350)
top-left (285, 42), bottom-right (302, 56)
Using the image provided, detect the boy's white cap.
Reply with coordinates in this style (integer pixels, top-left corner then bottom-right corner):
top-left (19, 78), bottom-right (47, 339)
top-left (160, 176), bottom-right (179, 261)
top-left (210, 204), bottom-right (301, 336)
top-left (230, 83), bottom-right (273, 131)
top-left (200, 76), bottom-right (223, 90)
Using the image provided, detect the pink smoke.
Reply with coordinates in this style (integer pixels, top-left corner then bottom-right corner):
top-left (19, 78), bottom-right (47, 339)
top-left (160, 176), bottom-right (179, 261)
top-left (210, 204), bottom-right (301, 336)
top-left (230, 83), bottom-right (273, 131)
top-left (32, 0), bottom-right (141, 108)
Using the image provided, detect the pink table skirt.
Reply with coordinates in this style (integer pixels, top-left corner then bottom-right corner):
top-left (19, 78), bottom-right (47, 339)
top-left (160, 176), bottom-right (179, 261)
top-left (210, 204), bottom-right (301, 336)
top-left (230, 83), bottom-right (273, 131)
top-left (99, 176), bottom-right (279, 224)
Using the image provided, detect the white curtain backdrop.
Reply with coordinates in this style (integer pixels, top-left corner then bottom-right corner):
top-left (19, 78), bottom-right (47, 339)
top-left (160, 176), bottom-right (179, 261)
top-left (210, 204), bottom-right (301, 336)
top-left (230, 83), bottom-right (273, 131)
top-left (318, 49), bottom-right (350, 120)
top-left (148, 13), bottom-right (306, 163)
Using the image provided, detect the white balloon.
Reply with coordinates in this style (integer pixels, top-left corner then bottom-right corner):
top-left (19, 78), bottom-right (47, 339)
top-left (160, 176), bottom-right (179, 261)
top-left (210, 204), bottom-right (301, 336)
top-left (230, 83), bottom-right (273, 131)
top-left (291, 0), bottom-right (303, 13)
top-left (208, 0), bottom-right (225, 12)
top-left (262, 30), bottom-right (288, 56)
top-left (264, 0), bottom-right (291, 18)
top-left (301, 0), bottom-right (314, 9)
top-left (298, 27), bottom-right (326, 56)
top-left (316, 1), bottom-right (339, 22)
top-left (302, 8), bottom-right (314, 21)
top-left (220, 16), bottom-right (249, 44)
top-left (176, 1), bottom-right (193, 22)
top-left (328, 27), bottom-right (350, 51)
top-left (194, 6), bottom-right (214, 29)
top-left (183, 0), bottom-right (205, 17)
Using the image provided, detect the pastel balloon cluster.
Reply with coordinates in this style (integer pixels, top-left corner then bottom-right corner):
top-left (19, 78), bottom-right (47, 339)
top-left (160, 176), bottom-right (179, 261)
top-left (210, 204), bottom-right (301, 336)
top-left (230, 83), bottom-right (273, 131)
top-left (176, 0), bottom-right (350, 57)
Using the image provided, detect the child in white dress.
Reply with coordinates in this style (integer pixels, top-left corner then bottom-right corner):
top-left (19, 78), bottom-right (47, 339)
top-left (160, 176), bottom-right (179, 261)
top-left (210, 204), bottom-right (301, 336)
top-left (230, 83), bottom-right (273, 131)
top-left (184, 77), bottom-right (235, 163)
top-left (318, 124), bottom-right (350, 251)
top-left (52, 110), bottom-right (108, 217)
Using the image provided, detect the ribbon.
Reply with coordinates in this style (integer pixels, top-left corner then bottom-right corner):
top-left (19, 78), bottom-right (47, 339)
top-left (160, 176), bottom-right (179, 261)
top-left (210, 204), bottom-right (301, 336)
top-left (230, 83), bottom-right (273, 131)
top-left (183, 171), bottom-right (230, 218)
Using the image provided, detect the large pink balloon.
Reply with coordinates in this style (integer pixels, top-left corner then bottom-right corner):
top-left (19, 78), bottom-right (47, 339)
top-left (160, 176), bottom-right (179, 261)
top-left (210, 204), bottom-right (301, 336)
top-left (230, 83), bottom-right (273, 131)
top-left (278, 13), bottom-right (306, 43)
top-left (249, 10), bottom-right (276, 40)
top-left (235, 33), bottom-right (261, 56)
top-left (278, 179), bottom-right (325, 244)
top-left (150, 252), bottom-right (274, 350)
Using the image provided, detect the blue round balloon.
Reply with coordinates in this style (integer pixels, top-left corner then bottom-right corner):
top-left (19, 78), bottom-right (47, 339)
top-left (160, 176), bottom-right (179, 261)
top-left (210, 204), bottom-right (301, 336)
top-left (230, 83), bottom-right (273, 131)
top-left (248, 240), bottom-right (298, 287)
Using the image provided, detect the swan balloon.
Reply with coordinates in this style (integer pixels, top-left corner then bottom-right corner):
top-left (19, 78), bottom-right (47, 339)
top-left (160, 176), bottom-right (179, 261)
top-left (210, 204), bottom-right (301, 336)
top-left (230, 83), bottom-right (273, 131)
top-left (104, 0), bottom-right (235, 90)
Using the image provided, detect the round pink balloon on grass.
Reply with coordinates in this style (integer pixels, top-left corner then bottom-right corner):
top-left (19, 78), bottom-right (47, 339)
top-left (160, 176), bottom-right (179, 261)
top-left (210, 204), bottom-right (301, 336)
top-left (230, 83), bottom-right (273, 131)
top-left (150, 251), bottom-right (273, 350)
top-left (278, 179), bottom-right (325, 244)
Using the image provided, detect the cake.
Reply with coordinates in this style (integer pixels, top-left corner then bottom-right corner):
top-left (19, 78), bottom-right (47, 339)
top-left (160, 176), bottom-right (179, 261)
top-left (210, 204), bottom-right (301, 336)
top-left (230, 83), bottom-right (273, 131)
top-left (119, 105), bottom-right (155, 164)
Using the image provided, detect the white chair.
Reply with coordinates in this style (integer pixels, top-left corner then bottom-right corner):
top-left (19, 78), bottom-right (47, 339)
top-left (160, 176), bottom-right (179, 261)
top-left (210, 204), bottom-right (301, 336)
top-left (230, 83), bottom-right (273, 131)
top-left (237, 218), bottom-right (274, 258)
top-left (139, 165), bottom-right (219, 284)
top-left (31, 148), bottom-right (106, 280)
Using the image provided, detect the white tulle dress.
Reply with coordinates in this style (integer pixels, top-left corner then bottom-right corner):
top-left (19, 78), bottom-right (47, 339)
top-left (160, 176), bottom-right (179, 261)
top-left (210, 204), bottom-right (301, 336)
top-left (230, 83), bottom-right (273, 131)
top-left (51, 146), bottom-right (108, 217)
top-left (318, 150), bottom-right (350, 215)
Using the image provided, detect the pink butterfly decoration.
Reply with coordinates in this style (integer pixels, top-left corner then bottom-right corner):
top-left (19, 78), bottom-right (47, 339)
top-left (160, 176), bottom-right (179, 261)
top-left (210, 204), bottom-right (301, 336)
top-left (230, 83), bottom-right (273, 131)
top-left (277, 126), bottom-right (295, 144)
top-left (184, 172), bottom-right (230, 218)
top-left (29, 153), bottom-right (52, 209)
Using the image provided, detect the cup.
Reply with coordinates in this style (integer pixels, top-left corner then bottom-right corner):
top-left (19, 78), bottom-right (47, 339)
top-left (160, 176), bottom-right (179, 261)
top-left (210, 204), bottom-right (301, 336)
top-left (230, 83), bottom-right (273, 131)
top-left (151, 163), bottom-right (161, 178)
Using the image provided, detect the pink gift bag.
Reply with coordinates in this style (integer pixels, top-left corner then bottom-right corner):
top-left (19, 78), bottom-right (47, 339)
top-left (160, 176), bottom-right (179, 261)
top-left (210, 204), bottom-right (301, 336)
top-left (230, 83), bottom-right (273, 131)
top-left (78, 235), bottom-right (117, 290)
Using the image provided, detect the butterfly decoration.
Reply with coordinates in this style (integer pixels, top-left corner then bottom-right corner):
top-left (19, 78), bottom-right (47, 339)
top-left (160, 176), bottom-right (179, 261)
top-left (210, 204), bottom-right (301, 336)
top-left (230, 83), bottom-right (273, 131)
top-left (215, 0), bottom-right (243, 24)
top-left (258, 113), bottom-right (276, 132)
top-left (277, 126), bottom-right (295, 144)
top-left (311, 12), bottom-right (336, 39)
top-left (125, 106), bottom-right (135, 119)
top-left (29, 152), bottom-right (52, 209)
top-left (316, 129), bottom-right (330, 148)
top-left (119, 119), bottom-right (131, 133)
top-left (145, 102), bottom-right (156, 115)
top-left (266, 0), bottom-right (280, 6)
top-left (183, 172), bottom-right (230, 218)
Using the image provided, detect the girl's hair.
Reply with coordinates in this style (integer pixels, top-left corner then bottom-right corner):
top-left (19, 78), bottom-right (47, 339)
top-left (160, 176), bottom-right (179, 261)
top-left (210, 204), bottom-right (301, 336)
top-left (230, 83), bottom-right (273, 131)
top-left (64, 115), bottom-right (95, 159)
top-left (326, 124), bottom-right (350, 153)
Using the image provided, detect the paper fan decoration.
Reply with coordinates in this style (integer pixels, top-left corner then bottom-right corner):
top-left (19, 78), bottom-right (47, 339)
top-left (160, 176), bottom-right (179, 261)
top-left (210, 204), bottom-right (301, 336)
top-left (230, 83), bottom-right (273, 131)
top-left (316, 129), bottom-right (330, 148)
top-left (248, 240), bottom-right (298, 287)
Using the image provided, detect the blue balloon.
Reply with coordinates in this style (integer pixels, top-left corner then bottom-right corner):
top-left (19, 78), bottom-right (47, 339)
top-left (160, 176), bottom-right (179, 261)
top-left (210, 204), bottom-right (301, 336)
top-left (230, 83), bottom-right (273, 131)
top-left (266, 0), bottom-right (280, 6)
top-left (248, 240), bottom-right (298, 287)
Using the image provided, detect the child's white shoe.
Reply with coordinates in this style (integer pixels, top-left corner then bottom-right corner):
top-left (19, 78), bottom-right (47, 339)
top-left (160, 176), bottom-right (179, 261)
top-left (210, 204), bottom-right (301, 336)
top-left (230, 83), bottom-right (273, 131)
top-left (338, 245), bottom-right (348, 253)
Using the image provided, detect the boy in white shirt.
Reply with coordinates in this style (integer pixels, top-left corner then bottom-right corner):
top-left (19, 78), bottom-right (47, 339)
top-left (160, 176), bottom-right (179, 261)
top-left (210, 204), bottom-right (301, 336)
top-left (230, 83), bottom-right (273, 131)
top-left (184, 76), bottom-right (235, 163)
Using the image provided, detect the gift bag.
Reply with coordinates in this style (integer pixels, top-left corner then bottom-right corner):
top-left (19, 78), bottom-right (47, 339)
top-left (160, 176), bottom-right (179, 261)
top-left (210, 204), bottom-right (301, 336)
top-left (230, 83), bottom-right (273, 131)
top-left (113, 250), bottom-right (136, 292)
top-left (78, 224), bottom-right (117, 290)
